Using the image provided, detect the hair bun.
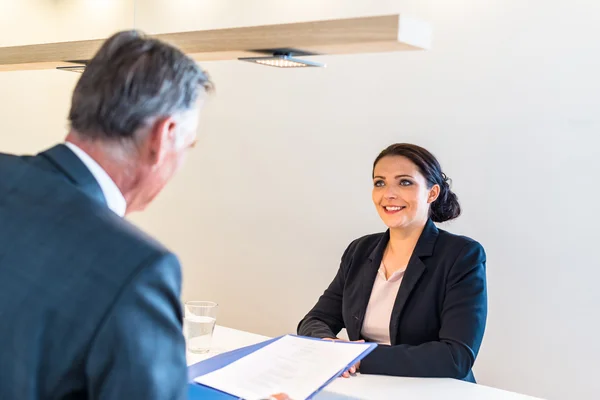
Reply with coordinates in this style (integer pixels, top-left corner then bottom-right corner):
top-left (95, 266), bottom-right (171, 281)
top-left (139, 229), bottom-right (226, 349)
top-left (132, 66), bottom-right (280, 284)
top-left (430, 173), bottom-right (460, 223)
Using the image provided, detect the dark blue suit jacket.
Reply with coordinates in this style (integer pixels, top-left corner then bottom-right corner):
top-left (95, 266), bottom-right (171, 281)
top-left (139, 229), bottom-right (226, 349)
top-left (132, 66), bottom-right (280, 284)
top-left (298, 220), bottom-right (487, 382)
top-left (0, 145), bottom-right (187, 399)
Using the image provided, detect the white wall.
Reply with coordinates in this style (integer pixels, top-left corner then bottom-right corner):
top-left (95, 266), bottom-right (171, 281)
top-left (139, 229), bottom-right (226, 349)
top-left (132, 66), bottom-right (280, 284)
top-left (0, 0), bottom-right (57, 46)
top-left (54, 0), bottom-right (134, 42)
top-left (0, 1), bottom-right (134, 46)
top-left (1, 1), bottom-right (599, 399)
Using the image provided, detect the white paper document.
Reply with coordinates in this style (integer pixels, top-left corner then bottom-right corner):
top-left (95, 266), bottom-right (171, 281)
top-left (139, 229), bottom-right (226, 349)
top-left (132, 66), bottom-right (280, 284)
top-left (194, 335), bottom-right (373, 400)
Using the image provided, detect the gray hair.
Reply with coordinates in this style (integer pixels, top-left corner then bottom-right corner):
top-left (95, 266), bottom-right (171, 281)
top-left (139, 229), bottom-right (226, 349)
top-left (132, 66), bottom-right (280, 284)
top-left (68, 30), bottom-right (211, 141)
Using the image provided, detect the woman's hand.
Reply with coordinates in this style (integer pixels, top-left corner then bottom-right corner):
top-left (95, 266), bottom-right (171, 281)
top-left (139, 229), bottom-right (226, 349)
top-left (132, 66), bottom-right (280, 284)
top-left (322, 338), bottom-right (364, 378)
top-left (342, 360), bottom-right (361, 378)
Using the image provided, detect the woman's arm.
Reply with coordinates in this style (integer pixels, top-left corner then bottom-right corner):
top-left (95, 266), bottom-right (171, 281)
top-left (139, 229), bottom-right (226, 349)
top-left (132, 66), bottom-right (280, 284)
top-left (360, 241), bottom-right (487, 379)
top-left (297, 244), bottom-right (354, 338)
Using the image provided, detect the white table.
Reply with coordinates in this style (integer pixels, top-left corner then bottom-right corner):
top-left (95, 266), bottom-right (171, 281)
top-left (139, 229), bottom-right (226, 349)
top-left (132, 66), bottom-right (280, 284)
top-left (187, 326), bottom-right (541, 400)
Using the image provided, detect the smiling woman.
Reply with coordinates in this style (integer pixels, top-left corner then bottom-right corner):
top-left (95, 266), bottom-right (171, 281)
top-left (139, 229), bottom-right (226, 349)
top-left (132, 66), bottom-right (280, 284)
top-left (372, 143), bottom-right (461, 231)
top-left (297, 143), bottom-right (487, 383)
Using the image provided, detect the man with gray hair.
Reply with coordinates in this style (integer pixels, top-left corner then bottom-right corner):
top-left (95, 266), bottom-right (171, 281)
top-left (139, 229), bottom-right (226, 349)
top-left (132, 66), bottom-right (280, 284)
top-left (0, 31), bottom-right (210, 399)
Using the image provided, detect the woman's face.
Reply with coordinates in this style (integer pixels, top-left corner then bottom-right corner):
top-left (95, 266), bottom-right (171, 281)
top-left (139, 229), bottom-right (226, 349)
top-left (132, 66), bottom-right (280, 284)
top-left (372, 155), bottom-right (440, 230)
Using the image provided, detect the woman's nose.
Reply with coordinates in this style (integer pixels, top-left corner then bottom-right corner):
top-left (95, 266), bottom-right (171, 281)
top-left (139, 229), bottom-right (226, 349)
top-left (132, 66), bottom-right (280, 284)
top-left (384, 187), bottom-right (397, 199)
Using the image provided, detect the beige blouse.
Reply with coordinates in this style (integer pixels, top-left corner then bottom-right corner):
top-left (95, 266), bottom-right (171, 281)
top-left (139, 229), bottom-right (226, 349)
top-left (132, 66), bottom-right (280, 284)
top-left (360, 262), bottom-right (406, 345)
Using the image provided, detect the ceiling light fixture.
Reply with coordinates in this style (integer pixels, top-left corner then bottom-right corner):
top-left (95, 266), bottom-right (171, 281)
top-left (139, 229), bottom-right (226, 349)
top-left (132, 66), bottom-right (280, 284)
top-left (56, 65), bottom-right (86, 73)
top-left (239, 50), bottom-right (325, 68)
top-left (56, 60), bottom-right (88, 73)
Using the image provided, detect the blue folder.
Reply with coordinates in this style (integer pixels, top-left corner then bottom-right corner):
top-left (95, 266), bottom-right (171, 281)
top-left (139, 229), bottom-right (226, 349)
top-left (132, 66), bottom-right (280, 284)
top-left (187, 335), bottom-right (377, 400)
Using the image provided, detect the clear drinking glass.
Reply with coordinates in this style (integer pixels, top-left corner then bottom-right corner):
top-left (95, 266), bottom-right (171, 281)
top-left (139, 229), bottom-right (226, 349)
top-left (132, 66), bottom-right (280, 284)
top-left (184, 301), bottom-right (218, 354)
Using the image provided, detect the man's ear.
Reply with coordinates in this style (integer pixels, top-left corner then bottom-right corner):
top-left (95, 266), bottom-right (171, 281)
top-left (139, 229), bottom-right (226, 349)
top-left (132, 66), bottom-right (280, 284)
top-left (427, 184), bottom-right (441, 204)
top-left (147, 117), bottom-right (177, 165)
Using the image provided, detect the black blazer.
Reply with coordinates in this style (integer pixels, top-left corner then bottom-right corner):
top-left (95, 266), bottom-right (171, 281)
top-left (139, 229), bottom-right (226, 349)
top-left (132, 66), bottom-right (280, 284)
top-left (297, 219), bottom-right (487, 382)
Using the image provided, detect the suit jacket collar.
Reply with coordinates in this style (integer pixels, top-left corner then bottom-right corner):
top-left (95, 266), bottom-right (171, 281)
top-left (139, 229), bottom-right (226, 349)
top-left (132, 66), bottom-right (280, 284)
top-left (38, 144), bottom-right (107, 207)
top-left (410, 218), bottom-right (439, 258)
top-left (356, 219), bottom-right (440, 344)
top-left (367, 219), bottom-right (439, 262)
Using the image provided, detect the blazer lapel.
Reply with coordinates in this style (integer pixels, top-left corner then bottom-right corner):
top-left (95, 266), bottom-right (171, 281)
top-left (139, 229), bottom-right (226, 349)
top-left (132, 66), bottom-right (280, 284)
top-left (389, 219), bottom-right (439, 345)
top-left (38, 144), bottom-right (107, 207)
top-left (353, 232), bottom-right (389, 338)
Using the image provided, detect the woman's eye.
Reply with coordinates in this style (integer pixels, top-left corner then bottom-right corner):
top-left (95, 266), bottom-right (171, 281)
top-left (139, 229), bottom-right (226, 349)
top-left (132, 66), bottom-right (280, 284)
top-left (400, 179), bottom-right (412, 186)
top-left (374, 180), bottom-right (385, 187)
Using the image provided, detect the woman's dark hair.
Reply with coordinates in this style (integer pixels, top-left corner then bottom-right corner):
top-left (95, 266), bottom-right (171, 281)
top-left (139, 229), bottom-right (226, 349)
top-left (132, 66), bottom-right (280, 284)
top-left (372, 143), bottom-right (461, 223)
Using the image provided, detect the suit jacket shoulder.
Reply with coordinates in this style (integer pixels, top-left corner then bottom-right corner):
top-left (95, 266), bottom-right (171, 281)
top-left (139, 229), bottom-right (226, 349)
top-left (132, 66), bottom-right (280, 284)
top-left (0, 149), bottom-right (184, 399)
top-left (434, 228), bottom-right (486, 268)
top-left (342, 232), bottom-right (384, 262)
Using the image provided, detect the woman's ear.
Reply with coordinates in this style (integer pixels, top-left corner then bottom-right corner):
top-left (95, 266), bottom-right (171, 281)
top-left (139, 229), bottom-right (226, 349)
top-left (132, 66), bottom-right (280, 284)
top-left (427, 184), bottom-right (441, 204)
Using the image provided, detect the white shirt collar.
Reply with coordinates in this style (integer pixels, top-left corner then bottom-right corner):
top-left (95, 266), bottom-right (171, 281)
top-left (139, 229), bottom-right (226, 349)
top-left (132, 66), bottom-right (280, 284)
top-left (64, 142), bottom-right (127, 217)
